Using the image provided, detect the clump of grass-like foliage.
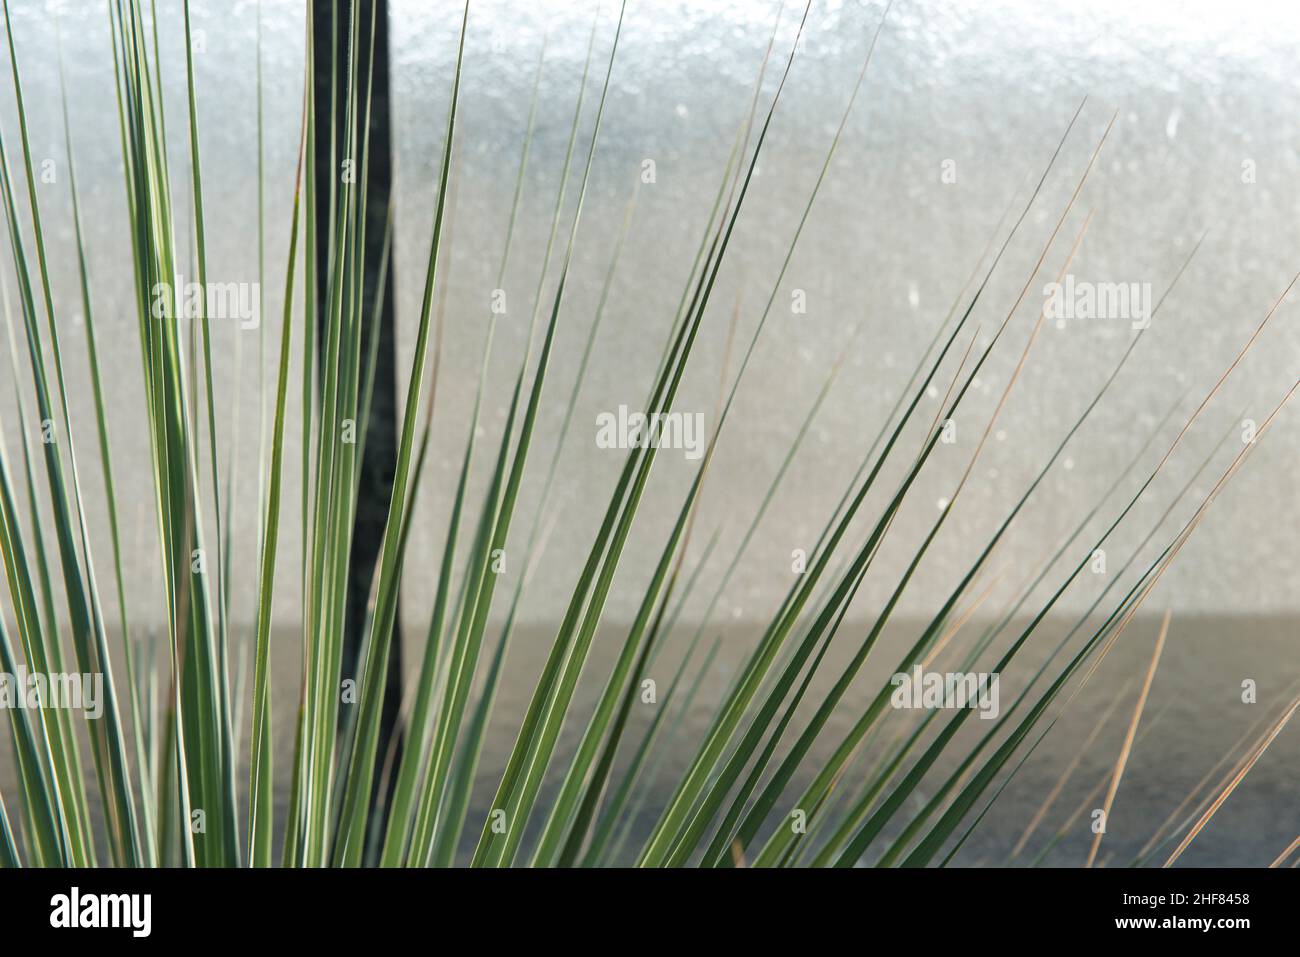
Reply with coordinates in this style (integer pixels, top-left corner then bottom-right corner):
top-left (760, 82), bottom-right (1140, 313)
top-left (0, 0), bottom-right (1295, 868)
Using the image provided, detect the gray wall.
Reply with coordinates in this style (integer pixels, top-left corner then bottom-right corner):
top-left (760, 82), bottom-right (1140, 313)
top-left (1, 0), bottom-right (1296, 636)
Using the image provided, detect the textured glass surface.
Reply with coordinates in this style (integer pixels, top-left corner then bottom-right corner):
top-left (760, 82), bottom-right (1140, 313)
top-left (13, 0), bottom-right (1293, 626)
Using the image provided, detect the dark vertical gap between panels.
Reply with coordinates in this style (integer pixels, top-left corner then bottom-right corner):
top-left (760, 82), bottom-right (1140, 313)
top-left (312, 0), bottom-right (403, 857)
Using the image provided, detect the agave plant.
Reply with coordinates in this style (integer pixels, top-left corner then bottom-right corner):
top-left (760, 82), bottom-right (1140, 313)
top-left (0, 0), bottom-right (1294, 871)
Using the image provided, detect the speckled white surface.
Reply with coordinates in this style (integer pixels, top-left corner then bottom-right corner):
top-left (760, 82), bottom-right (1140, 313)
top-left (1, 0), bottom-right (1296, 632)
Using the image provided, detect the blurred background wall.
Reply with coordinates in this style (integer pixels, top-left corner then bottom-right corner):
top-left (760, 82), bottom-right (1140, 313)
top-left (1, 0), bottom-right (1296, 636)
